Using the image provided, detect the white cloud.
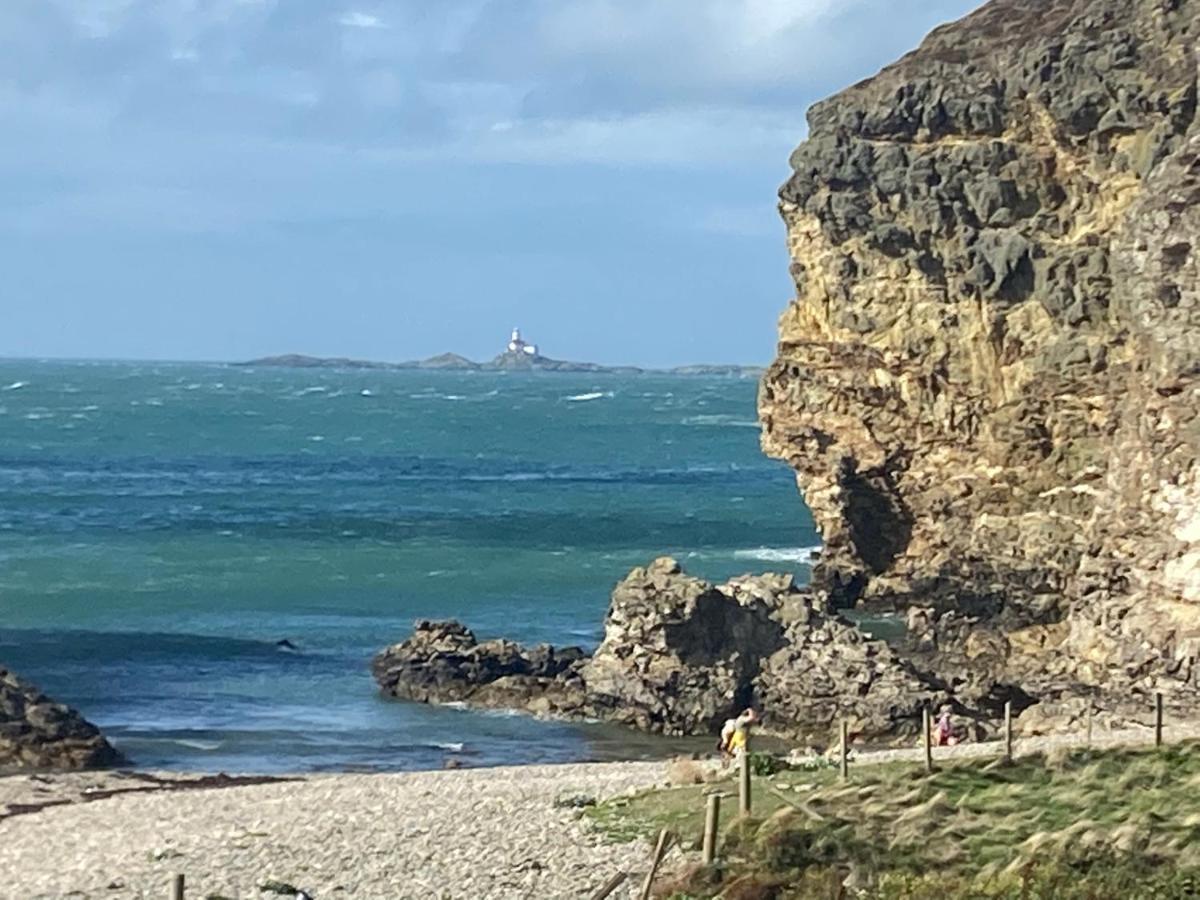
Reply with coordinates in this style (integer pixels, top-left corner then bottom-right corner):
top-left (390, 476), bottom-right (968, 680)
top-left (338, 11), bottom-right (386, 29)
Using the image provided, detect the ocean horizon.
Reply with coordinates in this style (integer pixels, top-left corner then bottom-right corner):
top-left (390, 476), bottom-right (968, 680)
top-left (0, 358), bottom-right (818, 773)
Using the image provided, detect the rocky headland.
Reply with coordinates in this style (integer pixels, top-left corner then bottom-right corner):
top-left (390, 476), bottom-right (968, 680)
top-left (761, 0), bottom-right (1200, 720)
top-left (376, 0), bottom-right (1200, 743)
top-left (0, 668), bottom-right (123, 771)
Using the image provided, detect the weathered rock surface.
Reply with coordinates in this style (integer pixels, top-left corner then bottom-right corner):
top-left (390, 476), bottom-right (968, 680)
top-left (371, 621), bottom-right (590, 717)
top-left (374, 558), bottom-right (944, 740)
top-left (761, 0), bottom-right (1200, 711)
top-left (0, 668), bottom-right (123, 770)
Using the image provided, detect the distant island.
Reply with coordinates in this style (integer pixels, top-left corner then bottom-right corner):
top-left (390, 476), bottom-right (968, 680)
top-left (236, 328), bottom-right (763, 377)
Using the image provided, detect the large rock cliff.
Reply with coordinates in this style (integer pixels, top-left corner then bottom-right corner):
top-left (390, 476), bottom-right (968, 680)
top-left (762, 0), bottom-right (1200, 702)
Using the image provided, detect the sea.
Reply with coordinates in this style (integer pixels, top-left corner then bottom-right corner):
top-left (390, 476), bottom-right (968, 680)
top-left (0, 359), bottom-right (819, 774)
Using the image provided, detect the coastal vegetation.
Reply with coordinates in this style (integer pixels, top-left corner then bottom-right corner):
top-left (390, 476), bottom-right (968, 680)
top-left (586, 742), bottom-right (1200, 898)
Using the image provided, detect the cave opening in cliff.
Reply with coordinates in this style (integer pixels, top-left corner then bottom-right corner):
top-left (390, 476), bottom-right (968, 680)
top-left (842, 463), bottom-right (914, 578)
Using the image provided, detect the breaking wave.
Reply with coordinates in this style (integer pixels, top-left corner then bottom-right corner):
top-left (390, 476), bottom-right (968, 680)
top-left (732, 546), bottom-right (822, 565)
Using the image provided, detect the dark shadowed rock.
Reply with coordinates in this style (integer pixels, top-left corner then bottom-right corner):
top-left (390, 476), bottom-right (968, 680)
top-left (0, 668), bottom-right (124, 770)
top-left (371, 620), bottom-right (589, 714)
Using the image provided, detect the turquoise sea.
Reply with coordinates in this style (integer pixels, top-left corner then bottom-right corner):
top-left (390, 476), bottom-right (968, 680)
top-left (0, 360), bottom-right (818, 773)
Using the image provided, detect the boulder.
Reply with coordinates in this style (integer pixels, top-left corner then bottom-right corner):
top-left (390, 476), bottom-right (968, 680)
top-left (0, 668), bottom-right (123, 770)
top-left (577, 557), bottom-right (789, 734)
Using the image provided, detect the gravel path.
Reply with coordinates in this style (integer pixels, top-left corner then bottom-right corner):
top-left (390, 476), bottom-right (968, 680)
top-left (3, 722), bottom-right (1198, 900)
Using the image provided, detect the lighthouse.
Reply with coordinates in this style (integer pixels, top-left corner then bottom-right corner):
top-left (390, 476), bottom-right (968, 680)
top-left (507, 328), bottom-right (539, 357)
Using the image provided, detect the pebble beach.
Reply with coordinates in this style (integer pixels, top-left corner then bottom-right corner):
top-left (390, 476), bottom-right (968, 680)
top-left (6, 723), bottom-right (1199, 900)
top-left (0, 762), bottom-right (666, 900)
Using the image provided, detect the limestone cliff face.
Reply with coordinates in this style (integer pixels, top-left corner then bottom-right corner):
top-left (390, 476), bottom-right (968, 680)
top-left (762, 0), bottom-right (1200, 695)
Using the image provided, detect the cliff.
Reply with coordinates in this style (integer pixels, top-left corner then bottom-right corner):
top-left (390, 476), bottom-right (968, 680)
top-left (761, 0), bottom-right (1200, 702)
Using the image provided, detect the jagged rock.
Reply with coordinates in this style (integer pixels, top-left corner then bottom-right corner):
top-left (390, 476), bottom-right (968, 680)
top-left (577, 558), bottom-right (789, 733)
top-left (370, 621), bottom-right (588, 714)
top-left (761, 0), bottom-right (1200, 710)
top-left (755, 614), bottom-right (934, 741)
top-left (373, 559), bottom-right (939, 740)
top-left (0, 668), bottom-right (123, 770)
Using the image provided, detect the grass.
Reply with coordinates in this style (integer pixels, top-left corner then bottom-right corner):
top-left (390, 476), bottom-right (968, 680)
top-left (585, 742), bottom-right (1200, 898)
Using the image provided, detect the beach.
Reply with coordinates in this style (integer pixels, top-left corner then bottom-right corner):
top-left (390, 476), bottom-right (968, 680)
top-left (7, 721), bottom-right (1200, 900)
top-left (0, 761), bottom-right (666, 900)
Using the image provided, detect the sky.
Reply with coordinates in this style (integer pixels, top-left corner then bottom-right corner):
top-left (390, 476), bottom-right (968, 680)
top-left (0, 0), bottom-right (983, 367)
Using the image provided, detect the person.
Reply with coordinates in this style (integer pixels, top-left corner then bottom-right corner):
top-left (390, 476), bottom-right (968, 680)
top-left (717, 708), bottom-right (757, 764)
top-left (934, 708), bottom-right (957, 747)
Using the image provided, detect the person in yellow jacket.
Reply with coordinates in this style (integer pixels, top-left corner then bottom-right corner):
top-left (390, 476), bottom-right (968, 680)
top-left (717, 708), bottom-right (757, 764)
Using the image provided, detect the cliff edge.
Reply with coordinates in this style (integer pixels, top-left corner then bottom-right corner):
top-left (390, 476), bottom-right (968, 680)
top-left (762, 0), bottom-right (1200, 702)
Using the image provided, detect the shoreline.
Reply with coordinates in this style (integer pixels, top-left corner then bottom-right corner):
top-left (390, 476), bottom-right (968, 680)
top-left (6, 723), bottom-right (1200, 898)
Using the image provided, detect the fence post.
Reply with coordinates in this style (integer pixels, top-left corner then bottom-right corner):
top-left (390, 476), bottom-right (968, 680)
top-left (589, 872), bottom-right (627, 900)
top-left (1156, 692), bottom-right (1164, 747)
top-left (1004, 700), bottom-right (1013, 763)
top-left (702, 793), bottom-right (721, 865)
top-left (170, 874), bottom-right (184, 900)
top-left (738, 749), bottom-right (751, 816)
top-left (840, 719), bottom-right (850, 781)
top-left (638, 829), bottom-right (672, 900)
top-left (923, 706), bottom-right (933, 774)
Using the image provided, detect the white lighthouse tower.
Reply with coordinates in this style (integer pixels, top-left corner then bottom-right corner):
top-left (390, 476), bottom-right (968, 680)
top-left (507, 327), bottom-right (538, 356)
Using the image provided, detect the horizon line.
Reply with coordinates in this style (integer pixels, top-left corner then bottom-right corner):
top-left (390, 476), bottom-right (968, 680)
top-left (0, 351), bottom-right (771, 370)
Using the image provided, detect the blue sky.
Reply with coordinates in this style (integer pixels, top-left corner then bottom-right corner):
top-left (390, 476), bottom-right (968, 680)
top-left (1, 0), bottom-right (981, 366)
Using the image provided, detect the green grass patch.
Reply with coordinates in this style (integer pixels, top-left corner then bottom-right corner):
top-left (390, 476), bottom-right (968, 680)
top-left (586, 742), bottom-right (1200, 898)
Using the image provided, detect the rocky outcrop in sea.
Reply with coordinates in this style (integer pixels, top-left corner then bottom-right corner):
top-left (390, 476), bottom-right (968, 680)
top-left (0, 668), bottom-right (123, 770)
top-left (375, 558), bottom-right (955, 742)
top-left (761, 0), bottom-right (1200, 716)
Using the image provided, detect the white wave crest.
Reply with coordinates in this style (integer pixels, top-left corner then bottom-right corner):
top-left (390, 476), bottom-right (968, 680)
top-left (566, 391), bottom-right (611, 402)
top-left (2, 381), bottom-right (27, 391)
top-left (733, 546), bottom-right (822, 565)
top-left (173, 739), bottom-right (223, 751)
top-left (682, 415), bottom-right (760, 429)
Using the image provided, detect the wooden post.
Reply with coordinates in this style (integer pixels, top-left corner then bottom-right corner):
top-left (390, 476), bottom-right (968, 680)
top-left (1004, 700), bottom-right (1013, 763)
top-left (923, 706), bottom-right (933, 774)
top-left (589, 872), bottom-right (627, 900)
top-left (702, 793), bottom-right (720, 865)
top-left (738, 749), bottom-right (752, 816)
top-left (169, 874), bottom-right (184, 900)
top-left (1086, 705), bottom-right (1094, 747)
top-left (638, 829), bottom-right (671, 900)
top-left (839, 719), bottom-right (849, 781)
top-left (1156, 692), bottom-right (1164, 747)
